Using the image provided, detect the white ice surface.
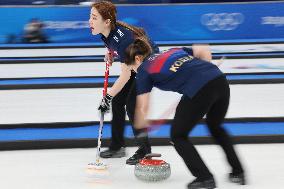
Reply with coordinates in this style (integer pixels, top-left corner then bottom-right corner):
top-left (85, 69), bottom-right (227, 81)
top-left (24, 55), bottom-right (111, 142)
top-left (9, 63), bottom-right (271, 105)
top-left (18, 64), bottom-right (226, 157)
top-left (0, 144), bottom-right (283, 189)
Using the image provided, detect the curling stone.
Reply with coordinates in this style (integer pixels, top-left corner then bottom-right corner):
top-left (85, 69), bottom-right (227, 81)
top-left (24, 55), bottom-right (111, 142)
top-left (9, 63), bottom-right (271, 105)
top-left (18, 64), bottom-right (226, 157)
top-left (134, 153), bottom-right (171, 182)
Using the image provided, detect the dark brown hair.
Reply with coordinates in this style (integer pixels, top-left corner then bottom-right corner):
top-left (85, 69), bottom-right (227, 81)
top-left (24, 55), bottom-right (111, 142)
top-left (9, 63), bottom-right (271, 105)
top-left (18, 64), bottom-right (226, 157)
top-left (124, 37), bottom-right (152, 66)
top-left (92, 1), bottom-right (146, 36)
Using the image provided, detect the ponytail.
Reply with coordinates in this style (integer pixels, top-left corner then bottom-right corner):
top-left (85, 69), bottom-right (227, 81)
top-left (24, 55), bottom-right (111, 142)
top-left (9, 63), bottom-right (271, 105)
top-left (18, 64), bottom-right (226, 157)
top-left (124, 37), bottom-right (152, 66)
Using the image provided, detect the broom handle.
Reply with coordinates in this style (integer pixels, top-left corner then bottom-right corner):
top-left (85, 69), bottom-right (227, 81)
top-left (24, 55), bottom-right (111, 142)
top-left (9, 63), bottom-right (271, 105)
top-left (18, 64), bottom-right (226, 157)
top-left (96, 56), bottom-right (110, 162)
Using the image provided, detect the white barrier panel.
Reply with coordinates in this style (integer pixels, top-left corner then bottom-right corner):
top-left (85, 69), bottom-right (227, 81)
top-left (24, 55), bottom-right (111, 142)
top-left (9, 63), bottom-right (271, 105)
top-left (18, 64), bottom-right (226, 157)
top-left (0, 84), bottom-right (283, 124)
top-left (1, 58), bottom-right (284, 79)
top-left (0, 62), bottom-right (121, 78)
top-left (0, 44), bottom-right (284, 57)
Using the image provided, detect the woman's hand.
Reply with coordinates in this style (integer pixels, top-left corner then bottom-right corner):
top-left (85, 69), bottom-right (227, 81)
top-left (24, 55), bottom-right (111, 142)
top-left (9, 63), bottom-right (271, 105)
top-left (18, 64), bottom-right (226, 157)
top-left (192, 44), bottom-right (212, 62)
top-left (104, 52), bottom-right (114, 66)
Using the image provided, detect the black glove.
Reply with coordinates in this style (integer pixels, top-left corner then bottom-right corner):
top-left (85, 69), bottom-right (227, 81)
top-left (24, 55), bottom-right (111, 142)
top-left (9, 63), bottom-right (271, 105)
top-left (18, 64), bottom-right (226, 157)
top-left (98, 93), bottom-right (113, 113)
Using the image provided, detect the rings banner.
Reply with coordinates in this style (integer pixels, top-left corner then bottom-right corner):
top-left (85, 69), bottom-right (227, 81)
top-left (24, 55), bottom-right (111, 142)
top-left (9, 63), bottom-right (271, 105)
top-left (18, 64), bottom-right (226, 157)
top-left (0, 2), bottom-right (283, 44)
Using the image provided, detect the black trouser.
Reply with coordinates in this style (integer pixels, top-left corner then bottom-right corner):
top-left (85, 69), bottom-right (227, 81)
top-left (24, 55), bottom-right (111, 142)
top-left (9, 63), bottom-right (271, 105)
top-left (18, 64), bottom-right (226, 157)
top-left (170, 76), bottom-right (244, 180)
top-left (110, 71), bottom-right (151, 152)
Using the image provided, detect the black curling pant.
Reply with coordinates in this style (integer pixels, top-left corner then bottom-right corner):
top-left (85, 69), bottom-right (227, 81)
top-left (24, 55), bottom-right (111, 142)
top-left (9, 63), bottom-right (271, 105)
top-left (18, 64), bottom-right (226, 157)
top-left (170, 76), bottom-right (244, 180)
top-left (110, 71), bottom-right (151, 153)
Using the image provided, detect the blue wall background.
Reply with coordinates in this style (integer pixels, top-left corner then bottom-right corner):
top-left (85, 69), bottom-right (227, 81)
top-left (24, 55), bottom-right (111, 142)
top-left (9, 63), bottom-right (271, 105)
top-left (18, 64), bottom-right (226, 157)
top-left (0, 2), bottom-right (284, 44)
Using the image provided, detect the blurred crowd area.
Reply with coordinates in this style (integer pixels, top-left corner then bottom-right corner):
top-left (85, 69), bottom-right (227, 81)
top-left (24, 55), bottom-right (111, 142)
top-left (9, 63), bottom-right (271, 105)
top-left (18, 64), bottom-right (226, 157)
top-left (0, 0), bottom-right (281, 6)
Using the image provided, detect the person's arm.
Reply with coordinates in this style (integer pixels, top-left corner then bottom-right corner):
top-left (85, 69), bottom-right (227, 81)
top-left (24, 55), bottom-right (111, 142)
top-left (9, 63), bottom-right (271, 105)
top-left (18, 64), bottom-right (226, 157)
top-left (134, 93), bottom-right (151, 129)
top-left (108, 63), bottom-right (131, 97)
top-left (192, 44), bottom-right (212, 62)
top-left (98, 63), bottom-right (131, 113)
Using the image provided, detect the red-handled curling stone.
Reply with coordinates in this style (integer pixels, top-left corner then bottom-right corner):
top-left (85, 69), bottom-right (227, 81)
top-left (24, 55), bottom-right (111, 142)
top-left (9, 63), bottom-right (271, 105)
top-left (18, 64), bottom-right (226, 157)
top-left (134, 153), bottom-right (171, 182)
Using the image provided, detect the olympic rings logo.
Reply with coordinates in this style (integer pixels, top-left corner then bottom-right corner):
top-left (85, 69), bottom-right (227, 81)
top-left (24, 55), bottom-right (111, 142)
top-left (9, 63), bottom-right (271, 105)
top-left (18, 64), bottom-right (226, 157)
top-left (201, 13), bottom-right (244, 31)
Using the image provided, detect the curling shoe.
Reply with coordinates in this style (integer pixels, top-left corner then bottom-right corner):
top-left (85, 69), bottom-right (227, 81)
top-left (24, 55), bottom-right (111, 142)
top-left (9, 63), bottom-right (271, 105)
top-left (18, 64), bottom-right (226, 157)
top-left (126, 147), bottom-right (151, 165)
top-left (187, 177), bottom-right (216, 189)
top-left (229, 172), bottom-right (246, 185)
top-left (100, 147), bottom-right (126, 158)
